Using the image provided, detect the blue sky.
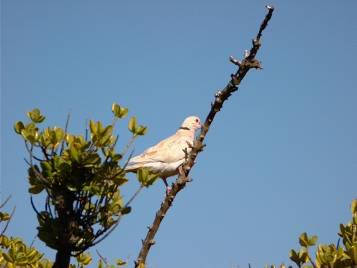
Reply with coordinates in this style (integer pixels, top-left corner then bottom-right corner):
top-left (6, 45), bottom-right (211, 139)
top-left (1, 0), bottom-right (356, 267)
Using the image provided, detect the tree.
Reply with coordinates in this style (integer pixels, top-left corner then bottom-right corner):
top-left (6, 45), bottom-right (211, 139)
top-left (1, 6), bottom-right (275, 268)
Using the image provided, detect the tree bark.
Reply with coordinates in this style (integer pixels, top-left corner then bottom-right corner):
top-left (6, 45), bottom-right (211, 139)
top-left (52, 192), bottom-right (75, 268)
top-left (53, 248), bottom-right (71, 268)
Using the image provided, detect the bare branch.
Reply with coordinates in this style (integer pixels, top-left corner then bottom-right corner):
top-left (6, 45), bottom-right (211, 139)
top-left (135, 6), bottom-right (275, 267)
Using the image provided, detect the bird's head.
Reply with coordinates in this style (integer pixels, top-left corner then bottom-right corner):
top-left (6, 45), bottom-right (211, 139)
top-left (180, 116), bottom-right (202, 131)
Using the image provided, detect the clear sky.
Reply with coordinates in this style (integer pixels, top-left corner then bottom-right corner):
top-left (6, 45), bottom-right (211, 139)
top-left (1, 0), bottom-right (356, 267)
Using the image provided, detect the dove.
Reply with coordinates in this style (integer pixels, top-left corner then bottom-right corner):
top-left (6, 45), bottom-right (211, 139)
top-left (125, 116), bottom-right (202, 193)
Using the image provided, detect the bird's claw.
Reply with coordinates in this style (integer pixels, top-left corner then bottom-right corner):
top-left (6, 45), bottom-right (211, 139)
top-left (166, 186), bottom-right (172, 195)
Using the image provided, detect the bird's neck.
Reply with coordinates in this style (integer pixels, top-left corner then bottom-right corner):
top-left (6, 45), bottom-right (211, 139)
top-left (177, 127), bottom-right (195, 139)
top-left (179, 126), bottom-right (190, 131)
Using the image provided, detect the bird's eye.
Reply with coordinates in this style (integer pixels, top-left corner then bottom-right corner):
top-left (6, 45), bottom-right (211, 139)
top-left (195, 119), bottom-right (199, 123)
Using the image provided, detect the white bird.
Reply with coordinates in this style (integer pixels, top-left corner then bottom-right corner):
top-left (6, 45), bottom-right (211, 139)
top-left (125, 116), bottom-right (202, 193)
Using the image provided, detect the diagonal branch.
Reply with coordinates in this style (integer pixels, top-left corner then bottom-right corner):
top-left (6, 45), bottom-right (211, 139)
top-left (135, 6), bottom-right (275, 267)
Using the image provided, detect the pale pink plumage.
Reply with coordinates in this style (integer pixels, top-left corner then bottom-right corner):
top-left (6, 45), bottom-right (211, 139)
top-left (125, 116), bottom-right (202, 191)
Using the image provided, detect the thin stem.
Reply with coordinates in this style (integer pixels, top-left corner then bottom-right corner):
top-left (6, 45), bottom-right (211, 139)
top-left (0, 195), bottom-right (12, 209)
top-left (121, 135), bottom-right (137, 156)
top-left (60, 113), bottom-right (71, 155)
top-left (125, 185), bottom-right (144, 208)
top-left (96, 249), bottom-right (109, 265)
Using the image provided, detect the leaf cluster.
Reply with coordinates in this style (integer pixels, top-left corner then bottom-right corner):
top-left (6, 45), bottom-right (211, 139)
top-left (290, 199), bottom-right (357, 268)
top-left (0, 201), bottom-right (52, 268)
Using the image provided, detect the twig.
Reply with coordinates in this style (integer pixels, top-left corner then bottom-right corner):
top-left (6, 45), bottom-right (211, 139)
top-left (60, 113), bottom-right (71, 155)
top-left (121, 135), bottom-right (137, 156)
top-left (30, 234), bottom-right (37, 247)
top-left (0, 195), bottom-right (12, 209)
top-left (135, 5), bottom-right (274, 267)
top-left (124, 185), bottom-right (144, 208)
top-left (96, 249), bottom-right (109, 265)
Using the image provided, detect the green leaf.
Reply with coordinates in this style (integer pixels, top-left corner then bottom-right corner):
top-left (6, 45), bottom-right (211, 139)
top-left (27, 108), bottom-right (46, 123)
top-left (2, 252), bottom-right (14, 263)
top-left (112, 103), bottom-right (128, 119)
top-left (21, 123), bottom-right (39, 144)
top-left (98, 125), bottom-right (113, 146)
top-left (121, 206), bottom-right (131, 215)
top-left (308, 235), bottom-right (318, 246)
top-left (111, 153), bottom-right (123, 162)
top-left (137, 168), bottom-right (148, 185)
top-left (135, 125), bottom-right (148, 136)
top-left (289, 249), bottom-right (300, 265)
top-left (299, 232), bottom-right (309, 247)
top-left (116, 259), bottom-right (127, 266)
top-left (89, 120), bottom-right (97, 135)
top-left (97, 121), bottom-right (104, 133)
top-left (29, 184), bottom-right (45, 194)
top-left (351, 199), bottom-right (357, 215)
top-left (40, 161), bottom-right (53, 177)
top-left (69, 146), bottom-right (80, 162)
top-left (112, 176), bottom-right (128, 186)
top-left (137, 168), bottom-right (158, 187)
top-left (76, 253), bottom-right (92, 265)
top-left (0, 212), bottom-right (10, 221)
top-left (128, 116), bottom-right (137, 134)
top-left (348, 245), bottom-right (357, 264)
top-left (14, 121), bottom-right (25, 134)
top-left (119, 107), bottom-right (128, 118)
top-left (145, 173), bottom-right (159, 187)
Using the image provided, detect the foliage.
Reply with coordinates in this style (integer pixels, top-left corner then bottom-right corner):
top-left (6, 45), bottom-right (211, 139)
top-left (0, 199), bottom-right (53, 267)
top-left (290, 199), bottom-right (357, 268)
top-left (13, 104), bottom-right (154, 264)
top-left (0, 198), bottom-right (136, 267)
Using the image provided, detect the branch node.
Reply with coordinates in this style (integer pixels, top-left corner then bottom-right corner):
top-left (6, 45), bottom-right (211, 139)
top-left (252, 38), bottom-right (261, 47)
top-left (266, 4), bottom-right (274, 10)
top-left (231, 74), bottom-right (240, 85)
top-left (229, 56), bottom-right (241, 66)
top-left (244, 49), bottom-right (250, 58)
top-left (215, 90), bottom-right (223, 98)
top-left (185, 141), bottom-right (194, 149)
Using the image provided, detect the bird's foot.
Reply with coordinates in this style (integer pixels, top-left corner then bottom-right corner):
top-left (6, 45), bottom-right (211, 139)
top-left (166, 186), bottom-right (172, 195)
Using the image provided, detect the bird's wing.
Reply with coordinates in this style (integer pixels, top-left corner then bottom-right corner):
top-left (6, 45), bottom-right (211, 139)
top-left (129, 131), bottom-right (192, 165)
